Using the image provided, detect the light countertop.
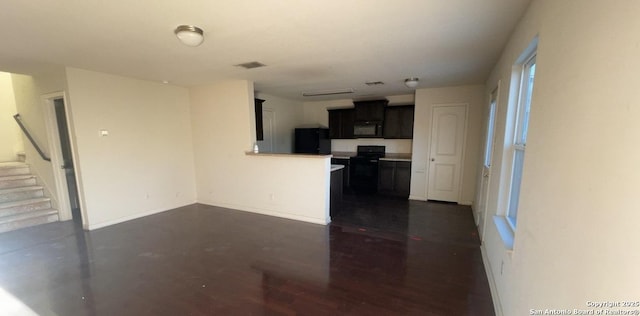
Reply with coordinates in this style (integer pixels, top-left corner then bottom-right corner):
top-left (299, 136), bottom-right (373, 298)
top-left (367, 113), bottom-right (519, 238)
top-left (331, 164), bottom-right (345, 172)
top-left (331, 152), bottom-right (412, 162)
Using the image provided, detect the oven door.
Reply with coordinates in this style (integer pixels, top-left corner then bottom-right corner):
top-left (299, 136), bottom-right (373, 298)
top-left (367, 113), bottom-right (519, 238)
top-left (349, 157), bottom-right (379, 193)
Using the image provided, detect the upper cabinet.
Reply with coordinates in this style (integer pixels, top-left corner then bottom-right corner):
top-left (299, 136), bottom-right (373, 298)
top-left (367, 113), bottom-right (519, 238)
top-left (383, 105), bottom-right (414, 139)
top-left (327, 101), bottom-right (415, 140)
top-left (255, 98), bottom-right (265, 141)
top-left (328, 108), bottom-right (355, 139)
top-left (354, 100), bottom-right (387, 122)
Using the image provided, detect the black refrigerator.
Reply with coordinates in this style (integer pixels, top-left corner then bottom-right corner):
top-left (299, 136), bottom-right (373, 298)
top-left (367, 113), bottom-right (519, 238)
top-left (294, 128), bottom-right (331, 154)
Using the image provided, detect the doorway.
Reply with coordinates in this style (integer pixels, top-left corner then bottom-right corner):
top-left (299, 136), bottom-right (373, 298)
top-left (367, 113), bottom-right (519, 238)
top-left (258, 108), bottom-right (275, 153)
top-left (54, 98), bottom-right (81, 223)
top-left (427, 104), bottom-right (468, 202)
top-left (43, 93), bottom-right (83, 226)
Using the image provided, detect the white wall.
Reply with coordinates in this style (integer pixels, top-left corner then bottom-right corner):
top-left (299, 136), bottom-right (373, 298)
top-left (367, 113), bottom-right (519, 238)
top-left (191, 80), bottom-right (330, 224)
top-left (410, 85), bottom-right (485, 204)
top-left (11, 68), bottom-right (68, 207)
top-left (478, 1), bottom-right (640, 314)
top-left (65, 68), bottom-right (197, 229)
top-left (254, 92), bottom-right (304, 153)
top-left (331, 139), bottom-right (412, 154)
top-left (302, 94), bottom-right (415, 153)
top-left (0, 72), bottom-right (24, 162)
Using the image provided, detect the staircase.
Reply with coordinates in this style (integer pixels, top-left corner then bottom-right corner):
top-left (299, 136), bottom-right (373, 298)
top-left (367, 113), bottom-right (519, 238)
top-left (0, 162), bottom-right (59, 233)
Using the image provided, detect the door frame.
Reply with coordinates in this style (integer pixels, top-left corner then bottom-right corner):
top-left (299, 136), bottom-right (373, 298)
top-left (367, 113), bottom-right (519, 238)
top-left (259, 108), bottom-right (276, 153)
top-left (426, 103), bottom-right (469, 203)
top-left (476, 81), bottom-right (501, 240)
top-left (42, 91), bottom-right (86, 228)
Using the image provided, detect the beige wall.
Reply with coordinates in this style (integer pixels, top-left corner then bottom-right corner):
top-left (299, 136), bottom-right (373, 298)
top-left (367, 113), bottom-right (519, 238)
top-left (0, 72), bottom-right (23, 162)
top-left (65, 68), bottom-right (197, 229)
top-left (478, 1), bottom-right (640, 314)
top-left (254, 92), bottom-right (304, 153)
top-left (410, 85), bottom-right (485, 204)
top-left (11, 67), bottom-right (68, 207)
top-left (191, 80), bottom-right (330, 224)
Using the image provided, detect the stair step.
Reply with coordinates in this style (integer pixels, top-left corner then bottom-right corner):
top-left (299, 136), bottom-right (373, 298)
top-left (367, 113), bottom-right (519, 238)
top-left (0, 162), bottom-right (30, 177)
top-left (0, 186), bottom-right (44, 203)
top-left (0, 209), bottom-right (59, 233)
top-left (0, 197), bottom-right (52, 217)
top-left (0, 174), bottom-right (37, 189)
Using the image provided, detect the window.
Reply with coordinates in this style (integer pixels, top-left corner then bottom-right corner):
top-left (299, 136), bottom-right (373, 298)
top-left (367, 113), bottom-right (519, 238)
top-left (506, 53), bottom-right (536, 229)
top-left (483, 91), bottom-right (498, 169)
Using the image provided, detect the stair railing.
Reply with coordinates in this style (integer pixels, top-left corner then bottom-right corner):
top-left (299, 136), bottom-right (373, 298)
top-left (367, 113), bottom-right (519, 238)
top-left (13, 113), bottom-right (51, 162)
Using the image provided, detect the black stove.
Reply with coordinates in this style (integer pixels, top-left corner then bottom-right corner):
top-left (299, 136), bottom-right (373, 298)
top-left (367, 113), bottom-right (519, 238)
top-left (350, 146), bottom-right (385, 193)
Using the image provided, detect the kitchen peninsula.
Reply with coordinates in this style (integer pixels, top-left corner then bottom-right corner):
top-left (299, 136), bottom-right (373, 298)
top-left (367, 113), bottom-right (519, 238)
top-left (243, 151), bottom-right (332, 225)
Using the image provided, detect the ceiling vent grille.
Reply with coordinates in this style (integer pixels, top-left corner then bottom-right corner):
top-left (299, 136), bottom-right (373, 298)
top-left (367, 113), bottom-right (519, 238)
top-left (302, 88), bottom-right (354, 97)
top-left (235, 61), bottom-right (266, 69)
top-left (365, 81), bottom-right (384, 86)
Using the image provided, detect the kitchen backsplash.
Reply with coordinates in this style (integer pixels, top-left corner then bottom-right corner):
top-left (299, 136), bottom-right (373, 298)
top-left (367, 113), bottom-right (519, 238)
top-left (331, 139), bottom-right (412, 153)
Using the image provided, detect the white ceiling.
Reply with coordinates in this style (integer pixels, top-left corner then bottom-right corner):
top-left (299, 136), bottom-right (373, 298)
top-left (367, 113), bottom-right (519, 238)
top-left (0, 0), bottom-right (530, 101)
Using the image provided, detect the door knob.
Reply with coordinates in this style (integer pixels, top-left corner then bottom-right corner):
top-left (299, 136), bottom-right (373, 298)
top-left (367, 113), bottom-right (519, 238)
top-left (430, 158), bottom-right (435, 161)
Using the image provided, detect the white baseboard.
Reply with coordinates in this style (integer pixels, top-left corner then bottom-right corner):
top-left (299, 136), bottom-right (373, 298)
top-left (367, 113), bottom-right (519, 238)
top-left (409, 195), bottom-right (427, 201)
top-left (197, 199), bottom-right (329, 225)
top-left (459, 200), bottom-right (473, 206)
top-left (87, 200), bottom-right (197, 230)
top-left (481, 243), bottom-right (503, 316)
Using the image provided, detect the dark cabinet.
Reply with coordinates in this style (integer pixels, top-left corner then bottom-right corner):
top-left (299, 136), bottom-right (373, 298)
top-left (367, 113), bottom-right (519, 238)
top-left (328, 109), bottom-right (355, 139)
top-left (331, 158), bottom-right (350, 190)
top-left (294, 128), bottom-right (331, 154)
top-left (383, 105), bottom-right (414, 139)
top-left (255, 98), bottom-right (265, 141)
top-left (378, 160), bottom-right (411, 197)
top-left (330, 168), bottom-right (343, 217)
top-left (354, 100), bottom-right (387, 122)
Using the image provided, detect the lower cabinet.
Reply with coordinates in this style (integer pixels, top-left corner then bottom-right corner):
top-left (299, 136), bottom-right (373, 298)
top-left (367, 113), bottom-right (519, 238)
top-left (330, 158), bottom-right (350, 190)
top-left (378, 160), bottom-right (411, 197)
top-left (330, 168), bottom-right (343, 217)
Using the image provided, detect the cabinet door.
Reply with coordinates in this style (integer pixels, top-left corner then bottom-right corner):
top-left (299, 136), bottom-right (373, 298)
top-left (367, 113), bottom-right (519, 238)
top-left (328, 110), bottom-right (342, 139)
top-left (383, 107), bottom-right (401, 138)
top-left (341, 109), bottom-right (355, 139)
top-left (354, 100), bottom-right (387, 121)
top-left (378, 161), bottom-right (395, 193)
top-left (328, 109), bottom-right (355, 139)
top-left (331, 158), bottom-right (351, 189)
top-left (399, 106), bottom-right (415, 138)
top-left (255, 99), bottom-right (265, 140)
top-left (330, 169), bottom-right (343, 216)
top-left (384, 105), bottom-right (414, 139)
top-left (394, 162), bottom-right (412, 195)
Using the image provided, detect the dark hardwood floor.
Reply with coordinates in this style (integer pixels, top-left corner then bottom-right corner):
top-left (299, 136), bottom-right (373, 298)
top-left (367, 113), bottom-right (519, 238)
top-left (0, 195), bottom-right (494, 315)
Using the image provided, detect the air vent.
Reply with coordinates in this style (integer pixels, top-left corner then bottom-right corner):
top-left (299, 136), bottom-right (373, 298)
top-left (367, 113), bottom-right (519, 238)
top-left (365, 81), bottom-right (384, 86)
top-left (235, 61), bottom-right (266, 69)
top-left (302, 88), bottom-right (354, 97)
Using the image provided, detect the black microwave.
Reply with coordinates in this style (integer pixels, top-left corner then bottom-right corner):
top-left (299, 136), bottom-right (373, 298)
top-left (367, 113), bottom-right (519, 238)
top-left (353, 121), bottom-right (383, 138)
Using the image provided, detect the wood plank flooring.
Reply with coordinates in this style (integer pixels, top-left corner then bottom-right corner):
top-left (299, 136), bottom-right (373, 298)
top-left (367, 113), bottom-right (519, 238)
top-left (0, 195), bottom-right (494, 315)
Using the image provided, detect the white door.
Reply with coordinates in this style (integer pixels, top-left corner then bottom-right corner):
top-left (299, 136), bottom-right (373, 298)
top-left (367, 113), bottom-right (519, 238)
top-left (427, 104), bottom-right (467, 202)
top-left (258, 109), bottom-right (275, 153)
top-left (476, 87), bottom-right (499, 237)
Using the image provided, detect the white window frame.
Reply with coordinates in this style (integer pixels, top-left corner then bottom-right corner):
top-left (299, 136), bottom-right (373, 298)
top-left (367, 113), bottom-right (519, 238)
top-left (483, 92), bottom-right (497, 169)
top-left (493, 38), bottom-right (537, 251)
top-left (506, 52), bottom-right (536, 229)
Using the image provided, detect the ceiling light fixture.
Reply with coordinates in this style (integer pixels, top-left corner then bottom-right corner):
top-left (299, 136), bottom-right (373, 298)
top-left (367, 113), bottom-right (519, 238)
top-left (404, 77), bottom-right (419, 88)
top-left (174, 25), bottom-right (204, 47)
top-left (302, 88), bottom-right (354, 97)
